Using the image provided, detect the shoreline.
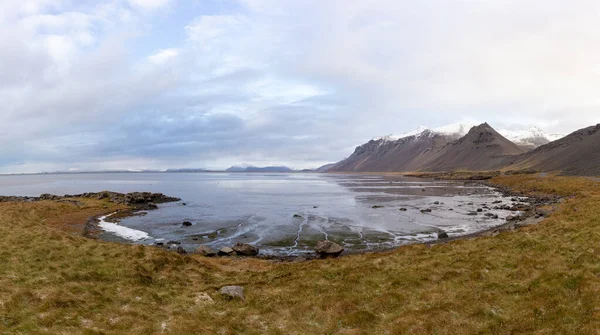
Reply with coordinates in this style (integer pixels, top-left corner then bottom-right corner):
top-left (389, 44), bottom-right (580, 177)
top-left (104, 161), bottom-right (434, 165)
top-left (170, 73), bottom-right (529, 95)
top-left (78, 176), bottom-right (559, 262)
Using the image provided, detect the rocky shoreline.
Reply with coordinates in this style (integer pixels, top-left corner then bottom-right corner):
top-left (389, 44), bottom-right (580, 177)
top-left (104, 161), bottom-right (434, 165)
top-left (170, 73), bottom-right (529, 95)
top-left (4, 181), bottom-right (561, 262)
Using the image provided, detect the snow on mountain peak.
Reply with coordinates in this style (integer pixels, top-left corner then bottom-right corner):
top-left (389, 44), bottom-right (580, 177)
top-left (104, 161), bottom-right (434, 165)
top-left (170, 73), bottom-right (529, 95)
top-left (373, 122), bottom-right (478, 142)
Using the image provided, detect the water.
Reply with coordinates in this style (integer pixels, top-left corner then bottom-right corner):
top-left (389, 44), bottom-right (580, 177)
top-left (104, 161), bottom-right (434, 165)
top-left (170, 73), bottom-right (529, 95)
top-left (0, 172), bottom-right (522, 255)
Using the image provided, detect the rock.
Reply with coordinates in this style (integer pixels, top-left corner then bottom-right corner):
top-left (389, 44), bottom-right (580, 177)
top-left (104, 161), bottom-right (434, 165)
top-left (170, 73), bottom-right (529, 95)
top-left (182, 203), bottom-right (187, 206)
top-left (422, 189), bottom-right (426, 192)
top-left (146, 203), bottom-right (158, 210)
top-left (477, 208), bottom-right (483, 212)
top-left (182, 221), bottom-right (193, 227)
top-left (176, 246), bottom-right (187, 254)
top-left (433, 201), bottom-right (440, 205)
top-left (231, 243), bottom-right (259, 256)
top-left (166, 240), bottom-right (180, 245)
top-left (449, 208), bottom-right (454, 211)
top-left (399, 208), bottom-right (407, 211)
top-left (293, 214), bottom-right (303, 218)
top-left (535, 207), bottom-right (554, 217)
top-left (313, 206), bottom-right (318, 208)
top-left (467, 212), bottom-right (478, 216)
top-left (218, 247), bottom-right (236, 256)
top-left (196, 245), bottom-right (218, 257)
top-left (467, 202), bottom-right (474, 205)
top-left (372, 205), bottom-right (385, 209)
top-left (420, 209), bottom-right (432, 213)
top-left (219, 286), bottom-right (245, 300)
top-left (154, 242), bottom-right (164, 246)
top-left (506, 215), bottom-right (517, 221)
top-left (492, 200), bottom-right (502, 204)
top-left (315, 240), bottom-right (344, 258)
top-left (437, 231), bottom-right (449, 239)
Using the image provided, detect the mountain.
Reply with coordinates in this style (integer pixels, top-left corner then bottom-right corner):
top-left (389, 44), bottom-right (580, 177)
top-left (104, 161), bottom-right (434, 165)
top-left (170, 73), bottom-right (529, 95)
top-left (420, 123), bottom-right (526, 172)
top-left (165, 168), bottom-right (208, 173)
top-left (499, 126), bottom-right (565, 151)
top-left (510, 124), bottom-right (600, 175)
top-left (226, 165), bottom-right (294, 173)
top-left (316, 163), bottom-right (337, 173)
top-left (328, 123), bottom-right (476, 172)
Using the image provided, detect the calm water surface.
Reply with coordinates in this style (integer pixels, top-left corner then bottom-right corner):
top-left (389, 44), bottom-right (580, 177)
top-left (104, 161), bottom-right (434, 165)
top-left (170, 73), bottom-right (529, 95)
top-left (0, 173), bottom-right (522, 255)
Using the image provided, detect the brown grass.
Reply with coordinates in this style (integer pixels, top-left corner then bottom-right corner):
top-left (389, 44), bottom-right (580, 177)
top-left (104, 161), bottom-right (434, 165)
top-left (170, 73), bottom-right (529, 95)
top-left (1, 175), bottom-right (600, 334)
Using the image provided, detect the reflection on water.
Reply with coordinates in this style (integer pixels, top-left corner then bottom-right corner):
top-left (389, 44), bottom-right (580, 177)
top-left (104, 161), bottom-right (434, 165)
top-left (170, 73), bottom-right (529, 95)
top-left (0, 172), bottom-right (522, 255)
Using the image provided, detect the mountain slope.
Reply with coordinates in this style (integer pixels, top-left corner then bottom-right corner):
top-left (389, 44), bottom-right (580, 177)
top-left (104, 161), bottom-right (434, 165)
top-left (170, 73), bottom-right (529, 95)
top-left (511, 124), bottom-right (600, 175)
top-left (420, 123), bottom-right (526, 172)
top-left (328, 127), bottom-right (466, 172)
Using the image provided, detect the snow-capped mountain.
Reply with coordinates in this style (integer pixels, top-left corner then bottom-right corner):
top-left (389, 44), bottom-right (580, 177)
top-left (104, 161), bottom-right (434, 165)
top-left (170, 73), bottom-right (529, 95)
top-left (499, 126), bottom-right (565, 150)
top-left (373, 122), bottom-right (477, 142)
top-left (373, 123), bottom-right (564, 150)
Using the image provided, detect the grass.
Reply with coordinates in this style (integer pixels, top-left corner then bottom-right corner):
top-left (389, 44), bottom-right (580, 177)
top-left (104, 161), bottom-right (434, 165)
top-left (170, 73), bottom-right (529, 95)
top-left (1, 175), bottom-right (600, 334)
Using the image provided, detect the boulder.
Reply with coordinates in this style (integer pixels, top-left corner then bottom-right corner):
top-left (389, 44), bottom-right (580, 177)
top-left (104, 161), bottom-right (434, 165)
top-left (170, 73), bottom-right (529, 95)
top-left (467, 212), bottom-right (478, 216)
top-left (315, 240), bottom-right (344, 258)
top-left (506, 215), bottom-right (517, 221)
top-left (196, 245), bottom-right (218, 257)
top-left (437, 231), bottom-right (449, 239)
top-left (293, 214), bottom-right (303, 218)
top-left (182, 221), bottom-right (193, 227)
top-left (219, 286), bottom-right (245, 300)
top-left (535, 207), bottom-right (554, 217)
top-left (146, 203), bottom-right (158, 210)
top-left (477, 208), bottom-right (483, 212)
top-left (372, 205), bottom-right (385, 209)
top-left (399, 208), bottom-right (407, 211)
top-left (420, 209), bottom-right (432, 213)
top-left (218, 247), bottom-right (236, 256)
top-left (231, 243), bottom-right (259, 256)
top-left (176, 246), bottom-right (187, 254)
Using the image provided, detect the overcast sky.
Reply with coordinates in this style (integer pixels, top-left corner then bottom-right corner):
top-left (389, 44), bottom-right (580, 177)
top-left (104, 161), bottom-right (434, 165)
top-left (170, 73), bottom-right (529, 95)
top-left (1, 0), bottom-right (599, 173)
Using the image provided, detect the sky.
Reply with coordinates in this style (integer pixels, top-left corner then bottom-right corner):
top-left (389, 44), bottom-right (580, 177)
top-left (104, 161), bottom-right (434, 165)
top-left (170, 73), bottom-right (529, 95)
top-left (1, 0), bottom-right (599, 173)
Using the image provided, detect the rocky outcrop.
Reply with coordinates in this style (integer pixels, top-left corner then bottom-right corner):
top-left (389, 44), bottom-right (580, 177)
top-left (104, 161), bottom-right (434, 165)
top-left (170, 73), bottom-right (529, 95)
top-left (231, 243), bottom-right (259, 256)
top-left (219, 286), bottom-right (245, 300)
top-left (218, 247), bottom-right (236, 256)
top-left (315, 240), bottom-right (344, 258)
top-left (196, 245), bottom-right (218, 257)
top-left (0, 191), bottom-right (181, 209)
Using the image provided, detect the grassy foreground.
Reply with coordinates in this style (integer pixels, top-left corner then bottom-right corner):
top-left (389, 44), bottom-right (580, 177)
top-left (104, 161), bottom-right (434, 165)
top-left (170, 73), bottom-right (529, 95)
top-left (1, 175), bottom-right (600, 334)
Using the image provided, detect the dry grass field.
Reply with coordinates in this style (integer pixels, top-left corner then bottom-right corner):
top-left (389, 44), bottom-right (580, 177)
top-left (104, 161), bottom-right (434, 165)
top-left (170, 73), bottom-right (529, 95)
top-left (1, 175), bottom-right (600, 334)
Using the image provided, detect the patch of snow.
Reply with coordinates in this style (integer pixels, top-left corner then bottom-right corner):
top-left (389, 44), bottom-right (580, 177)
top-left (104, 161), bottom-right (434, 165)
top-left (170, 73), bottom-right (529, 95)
top-left (433, 121), bottom-right (478, 137)
top-left (499, 126), bottom-right (565, 146)
top-left (98, 213), bottom-right (151, 241)
top-left (373, 125), bottom-right (429, 141)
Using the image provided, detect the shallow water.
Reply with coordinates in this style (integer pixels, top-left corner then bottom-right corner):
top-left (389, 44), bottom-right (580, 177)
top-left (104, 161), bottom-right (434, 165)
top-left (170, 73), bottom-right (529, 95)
top-left (0, 172), bottom-right (524, 255)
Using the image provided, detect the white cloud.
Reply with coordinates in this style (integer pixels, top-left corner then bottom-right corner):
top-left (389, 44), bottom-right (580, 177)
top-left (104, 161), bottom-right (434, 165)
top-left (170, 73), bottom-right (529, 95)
top-left (128, 0), bottom-right (171, 10)
top-left (148, 48), bottom-right (181, 64)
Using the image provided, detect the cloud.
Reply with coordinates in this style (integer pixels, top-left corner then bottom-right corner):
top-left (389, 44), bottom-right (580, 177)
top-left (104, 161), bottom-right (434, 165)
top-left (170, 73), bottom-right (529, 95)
top-left (148, 48), bottom-right (181, 64)
top-left (1, 0), bottom-right (600, 173)
top-left (128, 0), bottom-right (171, 10)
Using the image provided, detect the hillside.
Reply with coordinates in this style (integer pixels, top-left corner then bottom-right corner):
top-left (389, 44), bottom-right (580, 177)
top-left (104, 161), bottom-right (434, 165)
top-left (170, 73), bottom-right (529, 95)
top-left (511, 124), bottom-right (600, 175)
top-left (421, 123), bottom-right (527, 172)
top-left (328, 123), bottom-right (473, 172)
top-left (1, 175), bottom-right (600, 333)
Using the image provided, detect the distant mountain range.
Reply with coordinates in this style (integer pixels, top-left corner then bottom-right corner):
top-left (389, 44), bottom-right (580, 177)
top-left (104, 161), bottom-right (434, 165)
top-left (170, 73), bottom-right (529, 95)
top-left (328, 122), bottom-right (600, 176)
top-left (225, 165), bottom-right (294, 173)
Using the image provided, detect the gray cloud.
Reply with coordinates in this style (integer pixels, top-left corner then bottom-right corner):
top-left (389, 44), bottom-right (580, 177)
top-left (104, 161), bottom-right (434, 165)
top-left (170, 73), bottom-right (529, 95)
top-left (1, 0), bottom-right (600, 173)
